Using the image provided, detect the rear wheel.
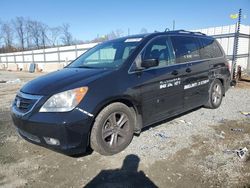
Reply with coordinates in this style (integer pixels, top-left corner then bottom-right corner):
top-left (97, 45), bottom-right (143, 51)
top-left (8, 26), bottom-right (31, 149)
top-left (90, 102), bottom-right (135, 155)
top-left (204, 79), bottom-right (223, 109)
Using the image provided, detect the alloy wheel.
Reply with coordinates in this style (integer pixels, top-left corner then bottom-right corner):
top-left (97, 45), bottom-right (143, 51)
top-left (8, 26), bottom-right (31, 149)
top-left (102, 112), bottom-right (130, 148)
top-left (212, 83), bottom-right (222, 106)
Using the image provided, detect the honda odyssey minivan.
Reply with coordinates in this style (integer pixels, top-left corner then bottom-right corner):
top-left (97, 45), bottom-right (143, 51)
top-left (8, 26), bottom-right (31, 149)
top-left (11, 30), bottom-right (231, 156)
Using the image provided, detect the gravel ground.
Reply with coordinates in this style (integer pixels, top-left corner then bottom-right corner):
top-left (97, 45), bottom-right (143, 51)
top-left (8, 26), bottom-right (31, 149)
top-left (126, 88), bottom-right (250, 161)
top-left (0, 70), bottom-right (250, 187)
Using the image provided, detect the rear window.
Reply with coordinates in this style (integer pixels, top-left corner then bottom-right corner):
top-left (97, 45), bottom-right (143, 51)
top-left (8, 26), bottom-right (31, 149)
top-left (170, 36), bottom-right (200, 63)
top-left (200, 38), bottom-right (223, 58)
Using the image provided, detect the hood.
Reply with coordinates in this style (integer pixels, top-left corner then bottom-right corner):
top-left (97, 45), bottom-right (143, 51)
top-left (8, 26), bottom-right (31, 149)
top-left (21, 68), bottom-right (111, 95)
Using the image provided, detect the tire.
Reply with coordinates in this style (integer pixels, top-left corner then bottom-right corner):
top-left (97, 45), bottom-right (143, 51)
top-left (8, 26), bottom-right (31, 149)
top-left (90, 102), bottom-right (135, 155)
top-left (204, 79), bottom-right (223, 109)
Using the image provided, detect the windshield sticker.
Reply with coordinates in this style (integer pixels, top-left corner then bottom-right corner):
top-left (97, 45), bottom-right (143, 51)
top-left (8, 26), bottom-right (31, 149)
top-left (125, 38), bottom-right (142, 42)
top-left (160, 78), bottom-right (181, 89)
top-left (184, 79), bottom-right (209, 90)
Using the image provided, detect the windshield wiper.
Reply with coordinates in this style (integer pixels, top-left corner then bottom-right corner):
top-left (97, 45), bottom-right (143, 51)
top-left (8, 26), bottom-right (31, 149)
top-left (77, 65), bottom-right (96, 69)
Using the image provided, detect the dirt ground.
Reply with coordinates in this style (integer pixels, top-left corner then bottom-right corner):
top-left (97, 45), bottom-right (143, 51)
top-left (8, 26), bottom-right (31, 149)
top-left (237, 74), bottom-right (250, 89)
top-left (0, 70), bottom-right (250, 188)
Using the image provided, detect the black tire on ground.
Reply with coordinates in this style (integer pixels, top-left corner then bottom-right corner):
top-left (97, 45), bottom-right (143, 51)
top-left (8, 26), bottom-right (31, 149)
top-left (204, 79), bottom-right (224, 109)
top-left (90, 102), bottom-right (135, 156)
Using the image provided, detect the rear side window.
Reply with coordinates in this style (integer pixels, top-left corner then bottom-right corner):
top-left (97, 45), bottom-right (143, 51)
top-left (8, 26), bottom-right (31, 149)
top-left (170, 36), bottom-right (200, 63)
top-left (200, 38), bottom-right (223, 58)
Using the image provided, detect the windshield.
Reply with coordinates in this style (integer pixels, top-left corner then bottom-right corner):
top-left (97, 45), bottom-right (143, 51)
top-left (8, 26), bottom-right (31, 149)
top-left (67, 39), bottom-right (142, 69)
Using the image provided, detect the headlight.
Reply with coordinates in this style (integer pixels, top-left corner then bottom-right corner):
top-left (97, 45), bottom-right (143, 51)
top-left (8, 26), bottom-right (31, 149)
top-left (39, 87), bottom-right (88, 112)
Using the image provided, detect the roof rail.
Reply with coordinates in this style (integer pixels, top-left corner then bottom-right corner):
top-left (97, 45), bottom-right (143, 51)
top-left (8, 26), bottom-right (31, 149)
top-left (193, 31), bottom-right (206, 36)
top-left (167, 29), bottom-right (206, 36)
top-left (165, 28), bottom-right (170, 32)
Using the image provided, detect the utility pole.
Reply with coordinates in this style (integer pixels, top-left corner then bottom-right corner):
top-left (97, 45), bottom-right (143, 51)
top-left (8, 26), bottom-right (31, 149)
top-left (232, 8), bottom-right (242, 81)
top-left (172, 20), bottom-right (175, 30)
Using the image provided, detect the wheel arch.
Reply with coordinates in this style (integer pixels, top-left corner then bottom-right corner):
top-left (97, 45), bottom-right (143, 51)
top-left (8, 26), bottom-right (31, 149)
top-left (91, 96), bottom-right (143, 134)
top-left (213, 77), bottom-right (225, 95)
top-left (210, 74), bottom-right (226, 95)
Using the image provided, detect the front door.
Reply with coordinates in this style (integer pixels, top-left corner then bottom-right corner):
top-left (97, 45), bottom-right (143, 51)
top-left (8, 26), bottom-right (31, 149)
top-left (130, 36), bottom-right (185, 126)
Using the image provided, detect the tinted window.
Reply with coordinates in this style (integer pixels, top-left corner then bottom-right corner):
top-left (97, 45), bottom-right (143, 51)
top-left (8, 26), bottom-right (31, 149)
top-left (122, 46), bottom-right (136, 59)
top-left (200, 38), bottom-right (223, 58)
top-left (68, 40), bottom-right (141, 69)
top-left (170, 36), bottom-right (200, 63)
top-left (140, 36), bottom-right (174, 68)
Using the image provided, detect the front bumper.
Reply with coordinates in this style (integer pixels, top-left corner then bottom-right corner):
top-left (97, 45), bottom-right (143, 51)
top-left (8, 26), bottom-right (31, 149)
top-left (11, 107), bottom-right (94, 155)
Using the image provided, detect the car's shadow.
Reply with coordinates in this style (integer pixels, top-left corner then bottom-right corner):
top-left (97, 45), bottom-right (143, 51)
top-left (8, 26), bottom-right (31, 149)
top-left (83, 154), bottom-right (158, 188)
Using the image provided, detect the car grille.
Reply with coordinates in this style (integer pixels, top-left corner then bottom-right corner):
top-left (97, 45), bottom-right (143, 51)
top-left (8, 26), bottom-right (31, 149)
top-left (13, 92), bottom-right (42, 115)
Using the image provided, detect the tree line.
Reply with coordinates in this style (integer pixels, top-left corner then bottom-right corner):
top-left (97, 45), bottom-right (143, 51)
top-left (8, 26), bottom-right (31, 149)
top-left (0, 17), bottom-right (79, 53)
top-left (0, 17), bottom-right (149, 53)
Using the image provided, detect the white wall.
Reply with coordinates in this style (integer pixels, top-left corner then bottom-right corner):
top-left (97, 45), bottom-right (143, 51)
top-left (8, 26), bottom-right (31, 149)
top-left (0, 43), bottom-right (98, 72)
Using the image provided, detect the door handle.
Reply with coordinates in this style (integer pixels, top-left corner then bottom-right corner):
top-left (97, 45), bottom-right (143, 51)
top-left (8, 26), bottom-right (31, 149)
top-left (186, 68), bottom-right (192, 73)
top-left (171, 70), bottom-right (179, 75)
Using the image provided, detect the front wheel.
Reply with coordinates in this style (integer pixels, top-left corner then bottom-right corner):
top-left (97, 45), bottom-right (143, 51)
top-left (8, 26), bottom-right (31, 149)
top-left (90, 102), bottom-right (135, 155)
top-left (204, 79), bottom-right (223, 109)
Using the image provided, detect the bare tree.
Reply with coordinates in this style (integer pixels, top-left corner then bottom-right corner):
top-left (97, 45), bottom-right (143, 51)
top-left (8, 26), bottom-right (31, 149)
top-left (28, 20), bottom-right (42, 48)
top-left (140, 28), bottom-right (148, 34)
top-left (115, 29), bottom-right (124, 37)
top-left (1, 22), bottom-right (14, 49)
top-left (106, 29), bottom-right (124, 40)
top-left (48, 26), bottom-right (61, 46)
top-left (72, 38), bottom-right (84, 45)
top-left (107, 31), bottom-right (116, 40)
top-left (25, 19), bottom-right (34, 49)
top-left (0, 17), bottom-right (97, 52)
top-left (39, 23), bottom-right (49, 48)
top-left (60, 23), bottom-right (73, 45)
top-left (90, 35), bottom-right (107, 43)
top-left (13, 17), bottom-right (26, 50)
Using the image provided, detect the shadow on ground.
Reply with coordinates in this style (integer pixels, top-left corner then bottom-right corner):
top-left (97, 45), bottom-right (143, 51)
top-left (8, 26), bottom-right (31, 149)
top-left (84, 154), bottom-right (157, 188)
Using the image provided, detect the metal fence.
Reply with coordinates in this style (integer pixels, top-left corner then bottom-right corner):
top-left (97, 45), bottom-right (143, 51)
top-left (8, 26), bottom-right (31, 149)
top-left (0, 24), bottom-right (250, 72)
top-left (213, 33), bottom-right (250, 72)
top-left (193, 24), bottom-right (250, 73)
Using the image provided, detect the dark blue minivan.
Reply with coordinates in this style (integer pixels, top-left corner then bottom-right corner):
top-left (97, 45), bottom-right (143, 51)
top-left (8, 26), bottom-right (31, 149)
top-left (11, 30), bottom-right (231, 156)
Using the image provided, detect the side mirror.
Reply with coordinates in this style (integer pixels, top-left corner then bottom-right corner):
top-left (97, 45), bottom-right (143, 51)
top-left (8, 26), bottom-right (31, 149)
top-left (141, 59), bottom-right (159, 69)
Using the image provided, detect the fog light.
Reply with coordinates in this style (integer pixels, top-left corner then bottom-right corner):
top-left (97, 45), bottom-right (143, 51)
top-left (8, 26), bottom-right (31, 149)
top-left (44, 137), bottom-right (60, 146)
